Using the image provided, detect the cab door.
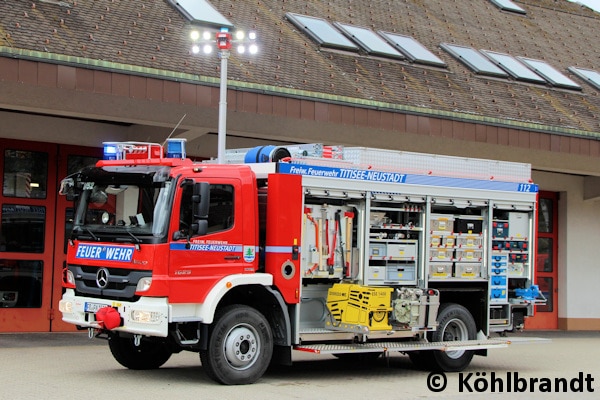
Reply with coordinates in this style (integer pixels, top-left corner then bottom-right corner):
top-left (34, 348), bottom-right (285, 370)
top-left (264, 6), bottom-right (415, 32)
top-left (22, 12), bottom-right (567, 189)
top-left (168, 178), bottom-right (252, 303)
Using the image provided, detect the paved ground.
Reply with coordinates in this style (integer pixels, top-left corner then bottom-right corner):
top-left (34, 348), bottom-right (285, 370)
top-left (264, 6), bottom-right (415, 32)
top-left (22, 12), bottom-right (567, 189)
top-left (1, 331), bottom-right (599, 399)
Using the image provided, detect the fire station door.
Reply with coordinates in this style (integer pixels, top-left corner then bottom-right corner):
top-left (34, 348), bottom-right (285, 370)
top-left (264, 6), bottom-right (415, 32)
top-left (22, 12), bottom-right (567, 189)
top-left (0, 140), bottom-right (100, 332)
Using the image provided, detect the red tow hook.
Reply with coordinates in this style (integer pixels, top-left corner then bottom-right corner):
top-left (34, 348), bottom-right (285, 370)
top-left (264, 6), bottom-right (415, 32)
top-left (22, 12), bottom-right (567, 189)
top-left (95, 307), bottom-right (121, 330)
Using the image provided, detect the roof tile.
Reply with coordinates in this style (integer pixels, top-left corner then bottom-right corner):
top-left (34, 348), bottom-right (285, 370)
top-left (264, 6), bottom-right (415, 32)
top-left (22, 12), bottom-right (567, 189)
top-left (0, 0), bottom-right (598, 136)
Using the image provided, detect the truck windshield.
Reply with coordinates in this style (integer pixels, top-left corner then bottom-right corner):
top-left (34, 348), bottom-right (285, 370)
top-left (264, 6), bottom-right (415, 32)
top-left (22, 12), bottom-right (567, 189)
top-left (69, 166), bottom-right (173, 243)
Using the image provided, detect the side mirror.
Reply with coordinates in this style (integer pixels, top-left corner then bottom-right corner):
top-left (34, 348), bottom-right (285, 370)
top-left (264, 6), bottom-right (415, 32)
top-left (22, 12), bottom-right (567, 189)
top-left (59, 178), bottom-right (74, 196)
top-left (173, 219), bottom-right (207, 242)
top-left (90, 186), bottom-right (108, 205)
top-left (192, 182), bottom-right (210, 220)
top-left (191, 219), bottom-right (208, 236)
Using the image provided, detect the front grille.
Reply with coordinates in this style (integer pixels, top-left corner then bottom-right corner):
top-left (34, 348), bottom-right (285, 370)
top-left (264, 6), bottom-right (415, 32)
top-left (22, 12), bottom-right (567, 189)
top-left (69, 265), bottom-right (151, 301)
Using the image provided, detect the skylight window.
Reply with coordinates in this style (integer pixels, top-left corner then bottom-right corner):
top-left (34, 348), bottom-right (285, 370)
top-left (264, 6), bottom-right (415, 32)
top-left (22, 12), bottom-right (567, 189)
top-left (286, 13), bottom-right (358, 51)
top-left (168, 0), bottom-right (233, 28)
top-left (335, 23), bottom-right (404, 59)
top-left (441, 44), bottom-right (508, 77)
top-left (489, 0), bottom-right (527, 14)
top-left (379, 32), bottom-right (446, 66)
top-left (518, 57), bottom-right (581, 90)
top-left (568, 67), bottom-right (600, 90)
top-left (481, 50), bottom-right (546, 83)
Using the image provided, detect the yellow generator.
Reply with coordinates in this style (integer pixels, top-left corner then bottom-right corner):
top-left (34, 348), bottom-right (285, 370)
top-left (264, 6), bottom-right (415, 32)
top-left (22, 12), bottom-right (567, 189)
top-left (326, 283), bottom-right (393, 331)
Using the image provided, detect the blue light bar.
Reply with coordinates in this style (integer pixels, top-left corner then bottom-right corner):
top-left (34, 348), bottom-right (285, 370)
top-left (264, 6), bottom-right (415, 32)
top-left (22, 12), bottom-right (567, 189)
top-left (103, 143), bottom-right (119, 160)
top-left (166, 138), bottom-right (187, 159)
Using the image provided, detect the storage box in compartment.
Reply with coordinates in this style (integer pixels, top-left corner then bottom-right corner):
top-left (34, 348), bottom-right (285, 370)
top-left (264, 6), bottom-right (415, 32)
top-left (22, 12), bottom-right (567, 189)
top-left (430, 215), bottom-right (454, 233)
top-left (502, 240), bottom-right (528, 251)
top-left (455, 218), bottom-right (483, 234)
top-left (429, 247), bottom-right (453, 261)
top-left (429, 262), bottom-right (452, 279)
top-left (490, 288), bottom-right (508, 302)
top-left (492, 221), bottom-right (509, 238)
top-left (491, 254), bottom-right (508, 263)
top-left (509, 253), bottom-right (528, 263)
top-left (455, 262), bottom-right (482, 278)
top-left (509, 241), bottom-right (524, 250)
top-left (457, 235), bottom-right (483, 248)
top-left (386, 265), bottom-right (416, 282)
top-left (490, 275), bottom-right (507, 286)
top-left (369, 242), bottom-right (386, 258)
top-left (430, 235), bottom-right (442, 247)
top-left (508, 263), bottom-right (526, 277)
top-left (430, 235), bottom-right (455, 248)
top-left (456, 249), bottom-right (483, 261)
top-left (366, 266), bottom-right (385, 282)
top-left (387, 243), bottom-right (417, 260)
top-left (370, 212), bottom-right (387, 226)
top-left (492, 240), bottom-right (510, 251)
top-left (508, 212), bottom-right (529, 238)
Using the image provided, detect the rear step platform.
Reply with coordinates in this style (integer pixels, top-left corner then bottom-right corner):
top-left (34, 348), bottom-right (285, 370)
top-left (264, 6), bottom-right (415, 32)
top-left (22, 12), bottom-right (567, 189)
top-left (294, 336), bottom-right (549, 355)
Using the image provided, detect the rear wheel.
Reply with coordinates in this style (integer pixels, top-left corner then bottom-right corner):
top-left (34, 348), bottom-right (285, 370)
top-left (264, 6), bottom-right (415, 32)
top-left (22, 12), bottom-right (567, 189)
top-left (200, 305), bottom-right (273, 385)
top-left (108, 334), bottom-right (172, 370)
top-left (429, 303), bottom-right (477, 372)
top-left (409, 303), bottom-right (476, 372)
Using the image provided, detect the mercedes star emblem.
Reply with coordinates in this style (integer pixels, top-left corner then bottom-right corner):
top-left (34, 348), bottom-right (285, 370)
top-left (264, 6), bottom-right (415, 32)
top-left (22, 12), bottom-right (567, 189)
top-left (96, 268), bottom-right (110, 289)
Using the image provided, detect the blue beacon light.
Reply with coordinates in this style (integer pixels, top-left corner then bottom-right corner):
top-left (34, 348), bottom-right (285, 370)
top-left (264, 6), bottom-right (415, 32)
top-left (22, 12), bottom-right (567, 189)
top-left (103, 143), bottom-right (119, 160)
top-left (165, 138), bottom-right (187, 159)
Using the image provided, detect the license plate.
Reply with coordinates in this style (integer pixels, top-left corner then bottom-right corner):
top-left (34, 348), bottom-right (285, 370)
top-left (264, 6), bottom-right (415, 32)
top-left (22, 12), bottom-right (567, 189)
top-left (84, 302), bottom-right (110, 313)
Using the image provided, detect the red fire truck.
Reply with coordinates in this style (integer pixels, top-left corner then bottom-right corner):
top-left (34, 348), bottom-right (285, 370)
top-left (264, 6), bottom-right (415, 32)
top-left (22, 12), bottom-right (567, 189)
top-left (58, 140), bottom-right (543, 384)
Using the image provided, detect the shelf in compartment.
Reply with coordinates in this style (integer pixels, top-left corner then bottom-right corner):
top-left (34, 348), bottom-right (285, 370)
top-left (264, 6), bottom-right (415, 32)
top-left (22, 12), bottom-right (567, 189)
top-left (370, 225), bottom-right (423, 231)
top-left (428, 276), bottom-right (487, 282)
top-left (370, 206), bottom-right (424, 212)
top-left (370, 238), bottom-right (420, 242)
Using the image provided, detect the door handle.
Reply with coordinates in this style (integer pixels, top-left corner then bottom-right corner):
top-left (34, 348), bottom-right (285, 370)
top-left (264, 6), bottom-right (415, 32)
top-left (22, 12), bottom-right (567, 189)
top-left (224, 255), bottom-right (241, 260)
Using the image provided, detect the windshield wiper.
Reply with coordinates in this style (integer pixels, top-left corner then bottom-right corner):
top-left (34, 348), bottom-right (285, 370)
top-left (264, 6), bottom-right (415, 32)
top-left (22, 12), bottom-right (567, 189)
top-left (88, 228), bottom-right (100, 241)
top-left (115, 230), bottom-right (142, 250)
top-left (127, 230), bottom-right (141, 245)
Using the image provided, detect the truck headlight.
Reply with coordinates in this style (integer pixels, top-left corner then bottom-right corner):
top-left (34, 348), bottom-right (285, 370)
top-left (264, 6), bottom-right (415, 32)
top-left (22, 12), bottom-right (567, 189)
top-left (136, 277), bottom-right (152, 292)
top-left (59, 300), bottom-right (73, 313)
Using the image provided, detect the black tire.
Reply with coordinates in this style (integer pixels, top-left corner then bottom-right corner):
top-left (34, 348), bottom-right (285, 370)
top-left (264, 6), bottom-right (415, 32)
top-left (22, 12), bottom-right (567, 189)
top-left (108, 334), bottom-right (172, 370)
top-left (200, 305), bottom-right (273, 385)
top-left (429, 303), bottom-right (477, 372)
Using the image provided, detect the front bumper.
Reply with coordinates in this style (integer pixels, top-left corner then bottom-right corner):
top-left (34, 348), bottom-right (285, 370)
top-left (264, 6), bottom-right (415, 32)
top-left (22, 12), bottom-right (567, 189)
top-left (59, 289), bottom-right (169, 337)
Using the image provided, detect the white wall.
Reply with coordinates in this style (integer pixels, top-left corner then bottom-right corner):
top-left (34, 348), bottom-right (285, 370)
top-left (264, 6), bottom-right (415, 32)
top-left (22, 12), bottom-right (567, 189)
top-left (532, 171), bottom-right (600, 321)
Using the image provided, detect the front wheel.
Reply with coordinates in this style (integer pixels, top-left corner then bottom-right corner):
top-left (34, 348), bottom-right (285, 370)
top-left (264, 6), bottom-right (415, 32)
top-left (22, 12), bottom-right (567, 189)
top-left (429, 303), bottom-right (477, 372)
top-left (108, 334), bottom-right (172, 370)
top-left (200, 305), bottom-right (273, 385)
